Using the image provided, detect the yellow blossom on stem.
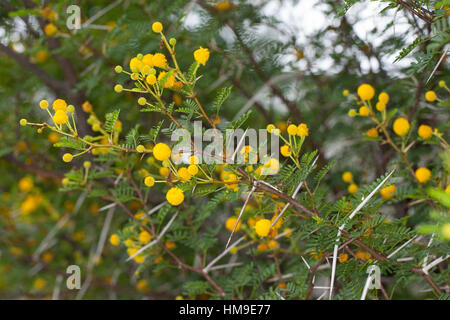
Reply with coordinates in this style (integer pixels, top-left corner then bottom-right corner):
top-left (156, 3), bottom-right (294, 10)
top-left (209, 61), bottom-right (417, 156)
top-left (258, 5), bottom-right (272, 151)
top-left (194, 47), bottom-right (210, 66)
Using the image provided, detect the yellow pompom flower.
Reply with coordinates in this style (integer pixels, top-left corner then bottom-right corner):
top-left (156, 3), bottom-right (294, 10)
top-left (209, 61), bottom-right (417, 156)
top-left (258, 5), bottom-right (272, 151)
top-left (255, 219), bottom-right (271, 237)
top-left (287, 124), bottom-right (297, 135)
top-left (82, 101), bottom-right (93, 113)
top-left (142, 54), bottom-right (154, 67)
top-left (357, 84), bottom-right (375, 101)
top-left (418, 125), bottom-right (433, 139)
top-left (62, 153), bottom-right (73, 163)
top-left (129, 57), bottom-right (143, 72)
top-left (33, 278), bottom-right (46, 290)
top-left (342, 171), bottom-right (353, 183)
top-left (380, 185), bottom-right (396, 200)
top-left (348, 183), bottom-right (358, 194)
top-left (139, 231), bottom-right (152, 244)
top-left (53, 110), bottom-right (68, 125)
top-left (44, 23), bottom-right (57, 36)
top-left (425, 90), bottom-right (436, 102)
top-left (165, 240), bottom-right (176, 249)
top-left (39, 100), bottom-right (49, 109)
top-left (153, 143), bottom-right (171, 161)
top-left (342, 89), bottom-right (349, 97)
top-left (297, 123), bottom-right (309, 137)
top-left (18, 177), bottom-right (34, 192)
top-left (393, 117), bottom-right (410, 136)
top-left (178, 167), bottom-right (192, 181)
top-left (415, 167), bottom-right (431, 184)
top-left (146, 74), bottom-right (156, 85)
top-left (166, 187), bottom-right (184, 206)
top-left (109, 234), bottom-right (120, 246)
top-left (152, 53), bottom-right (167, 68)
top-left (338, 253), bottom-right (349, 263)
top-left (359, 106), bottom-right (370, 117)
top-left (187, 164), bottom-right (199, 176)
top-left (144, 176), bottom-right (155, 187)
top-left (225, 216), bottom-right (241, 232)
top-left (348, 109), bottom-right (357, 117)
top-left (158, 71), bottom-right (175, 88)
top-left (136, 145), bottom-right (145, 153)
top-left (375, 101), bottom-right (386, 112)
top-left (266, 124), bottom-right (275, 133)
top-left (257, 243), bottom-right (268, 251)
top-left (280, 145), bottom-right (291, 157)
top-left (445, 185), bottom-right (450, 194)
top-left (367, 127), bottom-right (378, 138)
top-left (152, 22), bottom-right (163, 33)
top-left (194, 47), bottom-right (210, 66)
top-left (378, 92), bottom-right (389, 104)
top-left (52, 99), bottom-right (67, 112)
top-left (267, 240), bottom-right (278, 249)
top-left (159, 167), bottom-right (170, 177)
top-left (136, 279), bottom-right (149, 293)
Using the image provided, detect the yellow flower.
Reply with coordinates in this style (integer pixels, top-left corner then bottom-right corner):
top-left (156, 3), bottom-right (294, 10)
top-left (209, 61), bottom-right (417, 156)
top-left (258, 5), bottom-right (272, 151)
top-left (109, 234), bottom-right (120, 246)
top-left (355, 250), bottom-right (371, 260)
top-left (144, 176), bottom-right (155, 187)
top-left (378, 92), bottom-right (389, 104)
top-left (142, 54), bottom-right (154, 67)
top-left (266, 124), bottom-right (275, 133)
top-left (342, 171), bottom-right (353, 183)
top-left (136, 279), bottom-right (149, 293)
top-left (18, 177), bottom-right (33, 192)
top-left (194, 47), bottom-right (210, 66)
top-left (39, 99), bottom-right (49, 109)
top-left (159, 167), bottom-right (170, 177)
top-left (21, 195), bottom-right (41, 214)
top-left (152, 22), bottom-right (163, 33)
top-left (187, 164), bottom-right (198, 176)
top-left (33, 278), bottom-right (46, 290)
top-left (357, 84), bottom-right (375, 100)
top-left (152, 53), bottom-right (167, 68)
top-left (255, 219), bottom-right (271, 237)
top-left (127, 248), bottom-right (145, 264)
top-left (348, 183), bottom-right (358, 194)
top-left (287, 124), bottom-right (297, 135)
top-left (178, 167), bottom-right (191, 181)
top-left (216, 1), bottom-right (232, 11)
top-left (442, 223), bottom-right (450, 240)
top-left (44, 23), bottom-right (58, 36)
top-left (297, 123), bottom-right (309, 137)
top-left (166, 187), bottom-right (184, 206)
top-left (267, 240), bottom-right (278, 249)
top-left (42, 252), bottom-right (53, 263)
top-left (52, 99), bottom-right (67, 112)
top-left (348, 109), bottom-right (357, 117)
top-left (158, 71), bottom-right (175, 88)
top-left (165, 240), bottom-right (176, 249)
top-left (393, 117), bottom-right (410, 136)
top-left (153, 143), bottom-right (171, 161)
top-left (139, 231), bottom-right (152, 244)
top-left (146, 74), bottom-right (157, 86)
top-left (225, 216), bottom-right (241, 232)
top-left (415, 167), bottom-right (431, 184)
top-left (418, 125), bottom-right (433, 139)
top-left (35, 50), bottom-right (49, 63)
top-left (359, 106), bottom-right (370, 117)
top-left (380, 185), bottom-right (396, 200)
top-left (425, 90), bottom-right (436, 102)
top-left (338, 253), bottom-right (348, 263)
top-left (62, 153), bottom-right (73, 163)
top-left (446, 185), bottom-right (450, 194)
top-left (367, 127), bottom-right (378, 138)
top-left (280, 145), bottom-right (291, 157)
top-left (129, 57), bottom-right (144, 72)
top-left (82, 101), bottom-right (93, 113)
top-left (257, 243), bottom-right (268, 251)
top-left (375, 101), bottom-right (386, 112)
top-left (342, 89), bottom-right (350, 97)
